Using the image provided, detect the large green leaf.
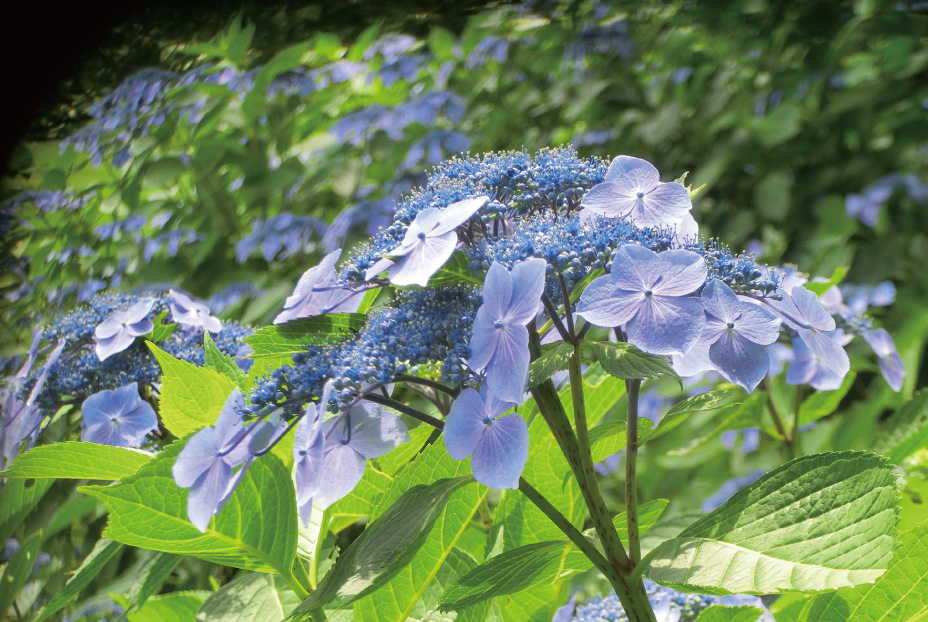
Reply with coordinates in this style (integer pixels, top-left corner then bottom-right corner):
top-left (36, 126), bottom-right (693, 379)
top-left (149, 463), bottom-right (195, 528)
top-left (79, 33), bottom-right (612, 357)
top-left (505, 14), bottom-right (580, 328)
top-left (694, 605), bottom-right (766, 622)
top-left (197, 573), bottom-right (300, 622)
top-left (799, 522), bottom-right (928, 622)
top-left (324, 466), bottom-right (393, 535)
top-left (428, 251), bottom-right (483, 286)
top-left (646, 451), bottom-right (898, 594)
top-left (37, 538), bottom-right (125, 621)
top-left (0, 531), bottom-right (43, 619)
top-left (1, 442), bottom-right (152, 480)
top-left (81, 440), bottom-right (297, 574)
top-left (584, 341), bottom-right (679, 384)
top-left (353, 443), bottom-right (488, 621)
top-left (244, 313), bottom-right (366, 362)
top-left (439, 499), bottom-right (667, 611)
top-left (0, 477), bottom-right (53, 546)
top-left (128, 552), bottom-right (183, 610)
top-left (148, 343), bottom-right (237, 438)
top-left (588, 418), bottom-right (653, 463)
top-left (668, 392), bottom-right (764, 456)
top-left (129, 591), bottom-right (209, 622)
top-left (642, 390), bottom-right (738, 443)
top-left (290, 476), bottom-right (474, 617)
top-left (872, 390), bottom-right (928, 464)
top-left (798, 372), bottom-right (855, 426)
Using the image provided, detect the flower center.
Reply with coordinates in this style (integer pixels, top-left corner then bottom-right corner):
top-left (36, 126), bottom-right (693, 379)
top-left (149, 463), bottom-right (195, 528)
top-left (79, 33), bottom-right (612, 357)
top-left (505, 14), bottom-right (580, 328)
top-left (494, 319), bottom-right (505, 329)
top-left (298, 449), bottom-right (307, 457)
top-left (727, 322), bottom-right (735, 329)
top-left (417, 231), bottom-right (426, 240)
top-left (482, 416), bottom-right (493, 425)
top-left (644, 290), bottom-right (653, 298)
top-left (636, 191), bottom-right (645, 199)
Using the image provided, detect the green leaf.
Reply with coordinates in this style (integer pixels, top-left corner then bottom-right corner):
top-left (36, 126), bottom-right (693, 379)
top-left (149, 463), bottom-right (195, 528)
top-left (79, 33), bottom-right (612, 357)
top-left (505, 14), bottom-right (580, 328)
top-left (243, 41), bottom-right (313, 123)
top-left (427, 251), bottom-right (482, 287)
top-left (149, 310), bottom-right (177, 342)
top-left (428, 26), bottom-right (456, 58)
top-left (353, 443), bottom-right (488, 621)
top-left (439, 499), bottom-right (668, 611)
top-left (584, 341), bottom-right (680, 385)
top-left (37, 538), bottom-right (124, 621)
top-left (81, 440), bottom-right (297, 574)
top-left (244, 313), bottom-right (366, 365)
top-left (873, 389), bottom-right (928, 463)
top-left (197, 573), bottom-right (300, 621)
top-left (799, 522), bottom-right (928, 622)
top-left (798, 372), bottom-right (856, 426)
top-left (694, 605), bottom-right (766, 622)
top-left (669, 393), bottom-right (763, 456)
top-left (0, 477), bottom-right (53, 546)
top-left (128, 552), bottom-right (182, 610)
top-left (147, 343), bottom-right (237, 438)
top-left (204, 332), bottom-right (248, 391)
top-left (588, 418), bottom-right (653, 463)
top-left (128, 591), bottom-right (209, 622)
top-left (375, 424), bottom-right (434, 476)
top-left (642, 390), bottom-right (738, 443)
top-left (1, 442), bottom-right (152, 480)
top-left (290, 476), bottom-right (474, 617)
top-left (528, 342), bottom-right (573, 389)
top-left (646, 451), bottom-right (898, 594)
top-left (46, 494), bottom-right (99, 538)
top-left (143, 157), bottom-right (187, 187)
top-left (0, 531), bottom-right (43, 619)
top-left (804, 266), bottom-right (849, 295)
top-left (324, 466), bottom-right (393, 535)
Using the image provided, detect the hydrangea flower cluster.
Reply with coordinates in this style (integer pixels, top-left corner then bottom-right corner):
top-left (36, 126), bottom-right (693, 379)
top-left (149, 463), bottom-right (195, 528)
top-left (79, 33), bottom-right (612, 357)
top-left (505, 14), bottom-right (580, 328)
top-left (178, 147), bottom-right (904, 529)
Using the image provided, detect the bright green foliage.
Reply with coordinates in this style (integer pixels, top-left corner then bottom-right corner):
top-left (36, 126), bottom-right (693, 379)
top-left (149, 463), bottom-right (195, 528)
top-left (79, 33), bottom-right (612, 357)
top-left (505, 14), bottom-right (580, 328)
top-left (128, 553), bottom-right (183, 610)
top-left (693, 605), bottom-right (765, 622)
top-left (128, 591), bottom-right (209, 622)
top-left (81, 440), bottom-right (298, 575)
top-left (1, 442), bottom-right (152, 480)
top-left (873, 390), bottom-right (928, 463)
top-left (669, 393), bottom-right (764, 456)
top-left (37, 539), bottom-right (124, 621)
top-left (528, 342), bottom-right (574, 388)
top-left (642, 390), bottom-right (738, 443)
top-left (588, 418), bottom-right (654, 463)
top-left (799, 522), bottom-right (928, 622)
top-left (646, 452), bottom-right (898, 594)
top-left (584, 341), bottom-right (680, 384)
top-left (148, 344), bottom-right (237, 438)
top-left (798, 373), bottom-right (856, 426)
top-left (0, 531), bottom-right (43, 619)
top-left (198, 573), bottom-right (301, 622)
top-left (204, 332), bottom-right (249, 391)
top-left (291, 476), bottom-right (474, 616)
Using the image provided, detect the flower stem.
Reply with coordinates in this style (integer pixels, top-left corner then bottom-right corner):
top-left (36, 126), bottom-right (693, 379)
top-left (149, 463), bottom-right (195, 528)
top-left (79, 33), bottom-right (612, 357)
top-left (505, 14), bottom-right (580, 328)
top-left (762, 377), bottom-right (795, 458)
top-left (625, 379), bottom-right (642, 566)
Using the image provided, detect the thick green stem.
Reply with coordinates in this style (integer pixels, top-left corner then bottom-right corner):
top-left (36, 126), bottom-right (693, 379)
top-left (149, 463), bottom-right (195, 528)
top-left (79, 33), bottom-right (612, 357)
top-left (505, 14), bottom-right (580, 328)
top-left (791, 384), bottom-right (804, 456)
top-left (625, 379), bottom-right (642, 566)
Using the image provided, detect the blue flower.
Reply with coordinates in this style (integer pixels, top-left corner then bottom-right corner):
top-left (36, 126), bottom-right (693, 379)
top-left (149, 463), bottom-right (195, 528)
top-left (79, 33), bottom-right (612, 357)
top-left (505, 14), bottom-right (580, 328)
top-left (293, 381), bottom-right (333, 524)
top-left (766, 286), bottom-right (850, 377)
top-left (274, 249), bottom-right (363, 324)
top-left (699, 281), bottom-right (780, 392)
top-left (467, 258), bottom-right (547, 403)
top-left (580, 156), bottom-right (692, 228)
top-left (94, 300), bottom-right (155, 361)
top-left (169, 290), bottom-right (222, 333)
top-left (578, 245), bottom-right (707, 355)
top-left (785, 330), bottom-right (852, 391)
top-left (172, 389), bottom-right (255, 532)
top-left (315, 402), bottom-right (409, 508)
top-left (444, 386), bottom-right (528, 489)
top-left (369, 196), bottom-right (488, 286)
top-left (863, 328), bottom-right (906, 391)
top-left (80, 382), bottom-right (158, 448)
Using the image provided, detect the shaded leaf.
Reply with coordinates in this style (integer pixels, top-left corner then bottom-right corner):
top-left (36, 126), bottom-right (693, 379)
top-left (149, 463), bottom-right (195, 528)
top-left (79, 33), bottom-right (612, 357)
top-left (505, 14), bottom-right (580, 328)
top-left (584, 341), bottom-right (680, 385)
top-left (37, 538), bottom-right (124, 621)
top-left (244, 313), bottom-right (366, 363)
top-left (588, 418), bottom-right (653, 463)
top-left (0, 531), bottom-right (43, 620)
top-left (0, 477), bottom-right (53, 547)
top-left (694, 605), bottom-right (765, 622)
top-left (129, 591), bottom-right (209, 622)
top-left (197, 573), bottom-right (300, 622)
top-left (798, 372), bottom-right (855, 426)
top-left (642, 390), bottom-right (738, 443)
top-left (873, 390), bottom-right (928, 464)
top-left (528, 342), bottom-right (573, 389)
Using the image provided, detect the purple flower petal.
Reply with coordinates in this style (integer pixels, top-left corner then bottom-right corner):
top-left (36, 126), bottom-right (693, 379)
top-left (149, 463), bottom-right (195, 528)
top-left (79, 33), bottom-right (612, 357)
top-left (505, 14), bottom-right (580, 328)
top-left (444, 388), bottom-right (489, 460)
top-left (344, 406), bottom-right (409, 459)
top-left (863, 328), bottom-right (906, 391)
top-left (485, 324), bottom-right (530, 403)
top-left (430, 196), bottom-right (487, 236)
top-left (709, 331), bottom-right (771, 392)
top-left (471, 413), bottom-right (528, 489)
top-left (580, 182), bottom-right (636, 218)
top-left (388, 230), bottom-right (458, 286)
top-left (576, 275), bottom-right (642, 327)
top-left (506, 258), bottom-right (546, 325)
top-left (172, 427), bottom-right (220, 488)
top-left (605, 155), bottom-right (660, 188)
top-left (80, 383), bottom-right (158, 447)
top-left (627, 295), bottom-right (705, 356)
top-left (796, 327), bottom-right (850, 377)
top-left (316, 443), bottom-right (367, 509)
top-left (632, 181), bottom-right (691, 228)
top-left (187, 459), bottom-right (233, 532)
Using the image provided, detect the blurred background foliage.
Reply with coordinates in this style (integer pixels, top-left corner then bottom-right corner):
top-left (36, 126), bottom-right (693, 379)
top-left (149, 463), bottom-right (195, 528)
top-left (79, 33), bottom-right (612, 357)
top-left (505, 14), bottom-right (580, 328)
top-left (2, 0), bottom-right (927, 618)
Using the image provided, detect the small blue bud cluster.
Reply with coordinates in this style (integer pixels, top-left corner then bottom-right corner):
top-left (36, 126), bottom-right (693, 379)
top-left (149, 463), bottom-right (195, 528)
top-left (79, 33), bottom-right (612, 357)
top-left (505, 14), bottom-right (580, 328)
top-left (235, 212), bottom-right (328, 263)
top-left (20, 291), bottom-right (252, 413)
top-left (570, 583), bottom-right (722, 622)
top-left (248, 286), bottom-right (481, 417)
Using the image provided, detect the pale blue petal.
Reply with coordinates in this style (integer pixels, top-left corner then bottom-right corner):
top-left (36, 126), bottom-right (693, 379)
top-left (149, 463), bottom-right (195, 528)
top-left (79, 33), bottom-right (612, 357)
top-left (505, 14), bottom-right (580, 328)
top-left (125, 299), bottom-right (155, 323)
top-left (709, 331), bottom-right (771, 392)
top-left (632, 182), bottom-right (691, 228)
top-left (388, 230), bottom-right (457, 286)
top-left (796, 327), bottom-right (850, 376)
top-left (864, 328), bottom-right (905, 391)
top-left (700, 315), bottom-right (727, 345)
top-left (316, 444), bottom-right (367, 509)
top-left (786, 338), bottom-right (816, 385)
top-left (576, 274), bottom-right (642, 328)
top-left (364, 257), bottom-right (394, 280)
top-left (172, 427), bottom-right (219, 488)
top-left (215, 458), bottom-right (252, 516)
top-left (672, 342), bottom-right (715, 377)
top-left (481, 262), bottom-right (514, 322)
top-left (349, 408), bottom-right (409, 459)
top-left (506, 258), bottom-right (547, 324)
top-left (466, 308), bottom-right (499, 373)
top-left (611, 245), bottom-right (662, 292)
top-left (81, 421), bottom-right (126, 447)
top-left (651, 250), bottom-right (706, 296)
top-left (700, 280), bottom-right (740, 324)
top-left (431, 196), bottom-right (487, 236)
top-left (628, 296), bottom-right (705, 355)
top-left (298, 497), bottom-right (314, 527)
top-left (95, 331), bottom-right (135, 361)
top-left (735, 303), bottom-right (781, 345)
top-left (294, 423), bottom-right (325, 505)
top-left (187, 459), bottom-right (232, 532)
top-left (471, 413), bottom-right (528, 489)
top-left (94, 315), bottom-right (125, 340)
top-left (444, 388), bottom-right (488, 460)
top-left (486, 324), bottom-right (530, 403)
top-left (791, 286), bottom-right (836, 331)
top-left (604, 155), bottom-right (660, 190)
top-left (481, 384), bottom-right (517, 418)
top-left (215, 390), bottom-right (252, 466)
top-left (580, 182), bottom-right (636, 218)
